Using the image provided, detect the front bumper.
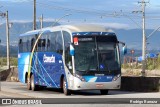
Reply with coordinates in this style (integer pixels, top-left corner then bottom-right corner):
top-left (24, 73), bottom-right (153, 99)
top-left (68, 76), bottom-right (121, 90)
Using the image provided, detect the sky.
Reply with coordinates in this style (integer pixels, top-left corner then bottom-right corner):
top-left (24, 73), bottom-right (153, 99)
top-left (0, 0), bottom-right (160, 29)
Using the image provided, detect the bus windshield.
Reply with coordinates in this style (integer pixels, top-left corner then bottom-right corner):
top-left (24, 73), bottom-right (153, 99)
top-left (74, 36), bottom-right (120, 75)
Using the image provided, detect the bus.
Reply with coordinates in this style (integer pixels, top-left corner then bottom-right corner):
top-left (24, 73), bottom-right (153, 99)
top-left (18, 24), bottom-right (127, 95)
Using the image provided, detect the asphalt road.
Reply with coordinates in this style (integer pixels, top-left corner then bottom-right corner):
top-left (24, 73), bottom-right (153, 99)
top-left (0, 82), bottom-right (160, 107)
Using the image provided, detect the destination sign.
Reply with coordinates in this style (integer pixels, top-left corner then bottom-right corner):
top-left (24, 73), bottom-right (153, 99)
top-left (78, 38), bottom-right (93, 41)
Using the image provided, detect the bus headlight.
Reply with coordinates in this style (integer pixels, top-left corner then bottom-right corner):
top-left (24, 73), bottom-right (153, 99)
top-left (74, 74), bottom-right (86, 82)
top-left (112, 74), bottom-right (121, 81)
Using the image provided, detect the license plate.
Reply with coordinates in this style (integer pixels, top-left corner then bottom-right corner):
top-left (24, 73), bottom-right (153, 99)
top-left (96, 84), bottom-right (104, 88)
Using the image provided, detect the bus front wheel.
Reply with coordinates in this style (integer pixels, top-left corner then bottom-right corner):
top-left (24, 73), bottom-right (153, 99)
top-left (63, 78), bottom-right (71, 95)
top-left (100, 90), bottom-right (108, 95)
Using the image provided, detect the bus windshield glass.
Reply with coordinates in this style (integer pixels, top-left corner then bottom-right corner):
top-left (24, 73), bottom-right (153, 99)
top-left (74, 36), bottom-right (120, 75)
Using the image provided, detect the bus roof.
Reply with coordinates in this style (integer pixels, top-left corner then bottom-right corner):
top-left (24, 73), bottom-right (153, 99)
top-left (20, 24), bottom-right (114, 37)
top-left (61, 24), bottom-right (113, 32)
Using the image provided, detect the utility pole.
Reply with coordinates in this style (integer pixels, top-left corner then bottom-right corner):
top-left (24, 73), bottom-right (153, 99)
top-left (0, 39), bottom-right (1, 65)
top-left (39, 14), bottom-right (43, 29)
top-left (139, 0), bottom-right (149, 76)
top-left (133, 0), bottom-right (148, 76)
top-left (0, 12), bottom-right (6, 70)
top-left (0, 39), bottom-right (1, 91)
top-left (33, 0), bottom-right (36, 30)
top-left (6, 11), bottom-right (10, 69)
top-left (0, 11), bottom-right (10, 69)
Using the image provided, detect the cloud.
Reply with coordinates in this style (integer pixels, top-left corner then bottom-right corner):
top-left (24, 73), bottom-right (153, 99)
top-left (10, 18), bottom-right (57, 23)
top-left (10, 20), bottom-right (32, 23)
top-left (0, 0), bottom-right (29, 3)
top-left (54, 18), bottom-right (130, 29)
top-left (103, 23), bottom-right (129, 29)
top-left (9, 18), bottom-right (129, 30)
top-left (90, 22), bottom-right (129, 30)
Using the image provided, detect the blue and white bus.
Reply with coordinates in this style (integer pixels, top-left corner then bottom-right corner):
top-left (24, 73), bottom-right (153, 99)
top-left (18, 24), bottom-right (127, 95)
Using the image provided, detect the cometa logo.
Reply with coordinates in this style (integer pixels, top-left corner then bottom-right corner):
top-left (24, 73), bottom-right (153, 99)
top-left (43, 54), bottom-right (55, 63)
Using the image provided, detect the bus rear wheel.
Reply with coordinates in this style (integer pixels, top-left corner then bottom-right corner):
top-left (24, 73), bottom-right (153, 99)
top-left (100, 90), bottom-right (108, 95)
top-left (27, 77), bottom-right (31, 90)
top-left (31, 74), bottom-right (38, 91)
top-left (63, 78), bottom-right (71, 95)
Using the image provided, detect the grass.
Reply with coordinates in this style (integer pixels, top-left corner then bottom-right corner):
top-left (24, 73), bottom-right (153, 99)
top-left (122, 55), bottom-right (160, 76)
top-left (0, 66), bottom-right (7, 72)
top-left (0, 57), bottom-right (17, 66)
top-left (122, 55), bottom-right (160, 70)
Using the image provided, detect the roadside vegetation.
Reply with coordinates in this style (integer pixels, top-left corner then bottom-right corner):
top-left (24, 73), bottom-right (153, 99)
top-left (0, 57), bottom-right (17, 67)
top-left (122, 55), bottom-right (160, 76)
top-left (122, 55), bottom-right (160, 70)
top-left (0, 56), bottom-right (159, 76)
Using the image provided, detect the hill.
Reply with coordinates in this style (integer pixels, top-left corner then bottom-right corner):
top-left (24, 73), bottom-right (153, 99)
top-left (0, 22), bottom-right (160, 56)
top-left (0, 21), bottom-right (59, 46)
top-left (114, 29), bottom-right (160, 50)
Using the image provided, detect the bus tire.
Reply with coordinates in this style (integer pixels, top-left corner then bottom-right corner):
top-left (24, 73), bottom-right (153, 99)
top-left (63, 78), bottom-right (71, 95)
top-left (27, 76), bottom-right (31, 90)
top-left (31, 74), bottom-right (38, 91)
top-left (100, 89), bottom-right (108, 95)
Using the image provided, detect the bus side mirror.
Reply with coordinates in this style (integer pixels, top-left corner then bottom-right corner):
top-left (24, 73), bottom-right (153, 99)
top-left (70, 44), bottom-right (75, 56)
top-left (122, 45), bottom-right (127, 55)
top-left (118, 41), bottom-right (127, 55)
top-left (68, 61), bottom-right (72, 70)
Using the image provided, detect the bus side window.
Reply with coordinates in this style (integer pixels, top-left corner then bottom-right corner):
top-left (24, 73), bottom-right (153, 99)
top-left (49, 32), bottom-right (56, 52)
top-left (63, 31), bottom-right (72, 73)
top-left (47, 39), bottom-right (50, 51)
top-left (37, 34), bottom-right (47, 52)
top-left (19, 39), bottom-right (22, 44)
top-left (26, 37), bottom-right (30, 52)
top-left (19, 39), bottom-right (23, 52)
top-left (22, 37), bottom-right (27, 52)
top-left (28, 36), bottom-right (31, 52)
top-left (31, 38), bottom-right (35, 52)
top-left (41, 39), bottom-right (46, 51)
top-left (56, 31), bottom-right (63, 54)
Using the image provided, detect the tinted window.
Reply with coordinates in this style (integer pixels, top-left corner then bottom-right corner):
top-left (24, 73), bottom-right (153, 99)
top-left (63, 31), bottom-right (72, 73)
top-left (19, 36), bottom-right (32, 53)
top-left (31, 37), bottom-right (36, 52)
top-left (19, 31), bottom-right (63, 53)
top-left (48, 32), bottom-right (56, 52)
top-left (55, 31), bottom-right (63, 54)
top-left (19, 38), bottom-right (23, 52)
top-left (37, 33), bottom-right (47, 52)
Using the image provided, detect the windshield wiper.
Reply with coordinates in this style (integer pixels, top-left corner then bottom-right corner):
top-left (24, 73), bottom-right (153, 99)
top-left (89, 69), bottom-right (97, 71)
top-left (106, 64), bottom-right (111, 73)
top-left (76, 69), bottom-right (86, 72)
